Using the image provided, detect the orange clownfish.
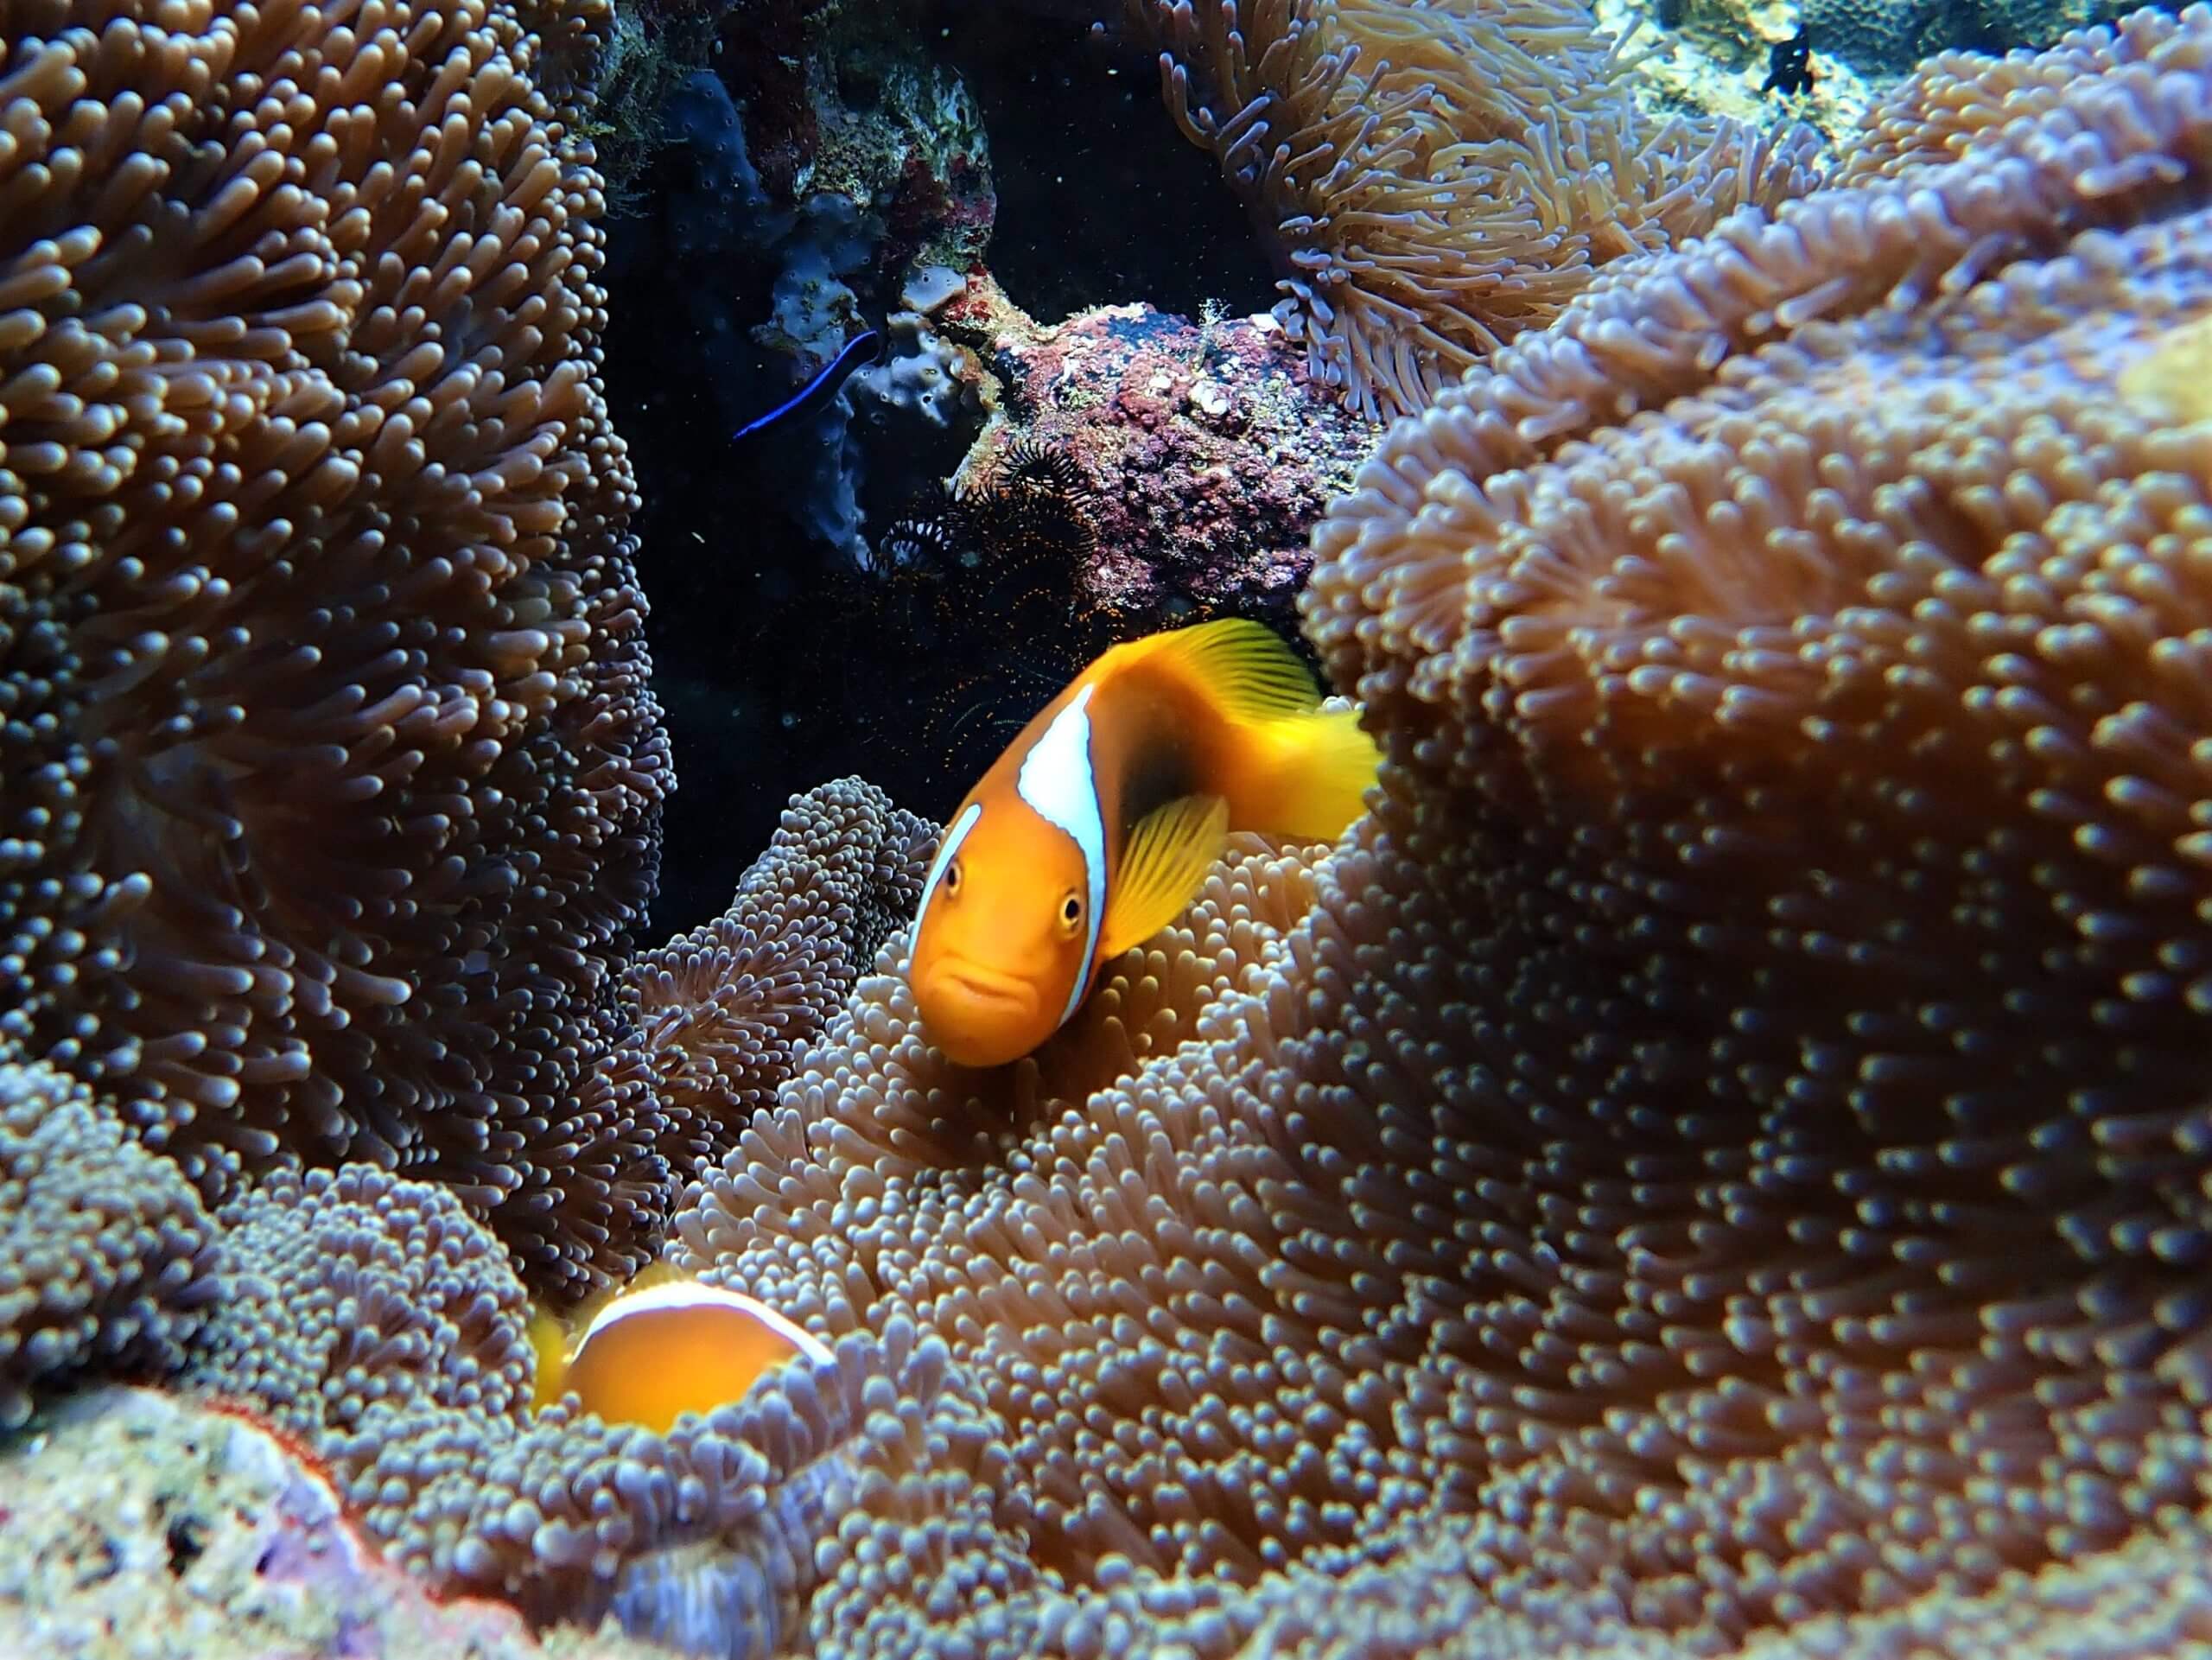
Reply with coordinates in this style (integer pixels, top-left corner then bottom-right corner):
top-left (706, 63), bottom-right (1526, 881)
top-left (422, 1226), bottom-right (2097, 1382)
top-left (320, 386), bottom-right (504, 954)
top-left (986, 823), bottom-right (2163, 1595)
top-left (909, 617), bottom-right (1380, 1068)
top-left (528, 1265), bottom-right (833, 1434)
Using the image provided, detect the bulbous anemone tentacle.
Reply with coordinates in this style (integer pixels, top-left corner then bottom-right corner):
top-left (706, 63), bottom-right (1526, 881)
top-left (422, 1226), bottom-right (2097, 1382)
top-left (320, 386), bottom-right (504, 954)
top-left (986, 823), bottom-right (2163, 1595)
top-left (0, 0), bottom-right (671, 1298)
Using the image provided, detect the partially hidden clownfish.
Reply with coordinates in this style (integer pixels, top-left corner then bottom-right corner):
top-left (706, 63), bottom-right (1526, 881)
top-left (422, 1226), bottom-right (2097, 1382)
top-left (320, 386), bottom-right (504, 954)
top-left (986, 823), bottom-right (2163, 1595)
top-left (528, 1264), bottom-right (833, 1434)
top-left (909, 616), bottom-right (1381, 1069)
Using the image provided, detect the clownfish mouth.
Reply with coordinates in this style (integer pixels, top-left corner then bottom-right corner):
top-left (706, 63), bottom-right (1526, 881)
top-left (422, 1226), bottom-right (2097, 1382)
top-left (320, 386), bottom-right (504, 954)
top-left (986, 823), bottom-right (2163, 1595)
top-left (926, 958), bottom-right (1040, 1020)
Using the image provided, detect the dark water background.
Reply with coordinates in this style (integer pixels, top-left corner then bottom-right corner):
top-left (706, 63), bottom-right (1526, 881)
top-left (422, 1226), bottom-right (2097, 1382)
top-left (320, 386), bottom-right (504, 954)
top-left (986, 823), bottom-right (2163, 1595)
top-left (602, 3), bottom-right (1276, 935)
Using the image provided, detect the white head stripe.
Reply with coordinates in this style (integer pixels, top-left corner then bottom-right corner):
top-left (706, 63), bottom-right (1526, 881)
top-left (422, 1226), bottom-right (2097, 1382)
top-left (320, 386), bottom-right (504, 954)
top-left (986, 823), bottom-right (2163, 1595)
top-left (1015, 685), bottom-right (1106, 1027)
top-left (917, 800), bottom-right (984, 929)
top-left (584, 1280), bottom-right (836, 1366)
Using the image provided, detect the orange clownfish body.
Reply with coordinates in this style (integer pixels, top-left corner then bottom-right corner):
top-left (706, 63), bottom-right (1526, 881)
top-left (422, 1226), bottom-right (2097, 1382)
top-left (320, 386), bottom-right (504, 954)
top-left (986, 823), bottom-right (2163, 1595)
top-left (909, 617), bottom-right (1380, 1068)
top-left (528, 1266), bottom-right (832, 1434)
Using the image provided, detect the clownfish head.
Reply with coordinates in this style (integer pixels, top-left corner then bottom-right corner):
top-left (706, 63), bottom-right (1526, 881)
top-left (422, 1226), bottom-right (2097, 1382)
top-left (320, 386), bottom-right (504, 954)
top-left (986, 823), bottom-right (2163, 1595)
top-left (912, 688), bottom-right (1113, 1068)
top-left (910, 792), bottom-right (1099, 1068)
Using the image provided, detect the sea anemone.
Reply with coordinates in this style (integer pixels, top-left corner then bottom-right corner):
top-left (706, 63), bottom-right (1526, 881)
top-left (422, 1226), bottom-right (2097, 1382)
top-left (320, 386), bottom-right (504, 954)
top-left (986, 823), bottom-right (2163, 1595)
top-left (633, 779), bottom-right (935, 1169)
top-left (1121, 0), bottom-right (1821, 420)
top-left (0, 1045), bottom-right (219, 1426)
top-left (0, 0), bottom-right (671, 1294)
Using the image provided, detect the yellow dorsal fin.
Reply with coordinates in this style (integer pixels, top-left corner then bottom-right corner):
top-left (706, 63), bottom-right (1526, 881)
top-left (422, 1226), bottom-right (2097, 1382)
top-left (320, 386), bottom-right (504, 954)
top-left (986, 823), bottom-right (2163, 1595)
top-left (1101, 792), bottom-right (1229, 960)
top-left (1128, 617), bottom-right (1323, 726)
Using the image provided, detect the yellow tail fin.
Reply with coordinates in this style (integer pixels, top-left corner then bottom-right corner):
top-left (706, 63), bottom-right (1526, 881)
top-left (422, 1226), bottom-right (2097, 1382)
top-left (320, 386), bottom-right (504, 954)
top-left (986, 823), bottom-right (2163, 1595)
top-left (1255, 703), bottom-right (1380, 844)
top-left (1116, 618), bottom-right (1379, 845)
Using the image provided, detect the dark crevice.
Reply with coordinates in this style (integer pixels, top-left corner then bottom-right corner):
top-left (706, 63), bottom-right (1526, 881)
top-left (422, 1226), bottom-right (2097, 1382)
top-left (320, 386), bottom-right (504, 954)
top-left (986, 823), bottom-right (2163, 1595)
top-left (166, 1513), bottom-right (207, 1576)
top-left (925, 3), bottom-right (1279, 326)
top-left (603, 7), bottom-right (1278, 935)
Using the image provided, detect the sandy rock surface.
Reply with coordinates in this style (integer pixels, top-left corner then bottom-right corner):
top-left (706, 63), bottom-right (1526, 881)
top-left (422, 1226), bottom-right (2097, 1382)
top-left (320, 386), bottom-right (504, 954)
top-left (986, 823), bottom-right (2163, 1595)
top-left (0, 1388), bottom-right (671, 1660)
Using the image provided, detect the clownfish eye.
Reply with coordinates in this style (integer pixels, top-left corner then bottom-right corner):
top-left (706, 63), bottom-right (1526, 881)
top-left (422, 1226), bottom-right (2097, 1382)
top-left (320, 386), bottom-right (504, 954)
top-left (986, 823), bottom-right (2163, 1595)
top-left (944, 859), bottom-right (963, 895)
top-left (1059, 893), bottom-right (1082, 931)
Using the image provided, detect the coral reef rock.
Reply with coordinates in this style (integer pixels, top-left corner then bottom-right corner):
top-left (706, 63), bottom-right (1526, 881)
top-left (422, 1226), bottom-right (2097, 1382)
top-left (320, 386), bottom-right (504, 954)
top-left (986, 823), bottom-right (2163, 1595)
top-left (1801, 0), bottom-right (2129, 77)
top-left (939, 275), bottom-right (1379, 638)
top-left (0, 0), bottom-right (672, 1297)
top-left (1593, 0), bottom-right (1878, 141)
top-left (0, 1386), bottom-right (666, 1659)
top-left (634, 1), bottom-right (995, 559)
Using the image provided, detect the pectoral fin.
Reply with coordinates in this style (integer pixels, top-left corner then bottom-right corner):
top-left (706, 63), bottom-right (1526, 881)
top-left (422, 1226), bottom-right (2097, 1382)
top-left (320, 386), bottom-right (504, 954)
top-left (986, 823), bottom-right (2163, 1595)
top-left (1099, 793), bottom-right (1230, 960)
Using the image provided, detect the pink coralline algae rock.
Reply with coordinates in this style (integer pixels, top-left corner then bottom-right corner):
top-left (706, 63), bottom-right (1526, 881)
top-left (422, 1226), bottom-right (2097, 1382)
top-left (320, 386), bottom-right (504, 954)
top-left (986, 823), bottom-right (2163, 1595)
top-left (0, 1388), bottom-right (664, 1660)
top-left (938, 274), bottom-right (1382, 630)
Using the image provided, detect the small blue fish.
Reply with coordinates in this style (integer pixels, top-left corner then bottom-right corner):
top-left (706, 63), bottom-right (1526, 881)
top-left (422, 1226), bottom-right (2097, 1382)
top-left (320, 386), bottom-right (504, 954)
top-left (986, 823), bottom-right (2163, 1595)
top-left (731, 329), bottom-right (882, 443)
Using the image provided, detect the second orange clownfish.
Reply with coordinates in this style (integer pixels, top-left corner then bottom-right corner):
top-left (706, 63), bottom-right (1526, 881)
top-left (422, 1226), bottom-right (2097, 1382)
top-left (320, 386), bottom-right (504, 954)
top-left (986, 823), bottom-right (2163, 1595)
top-left (529, 1265), bottom-right (833, 1434)
top-left (910, 617), bottom-right (1380, 1068)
